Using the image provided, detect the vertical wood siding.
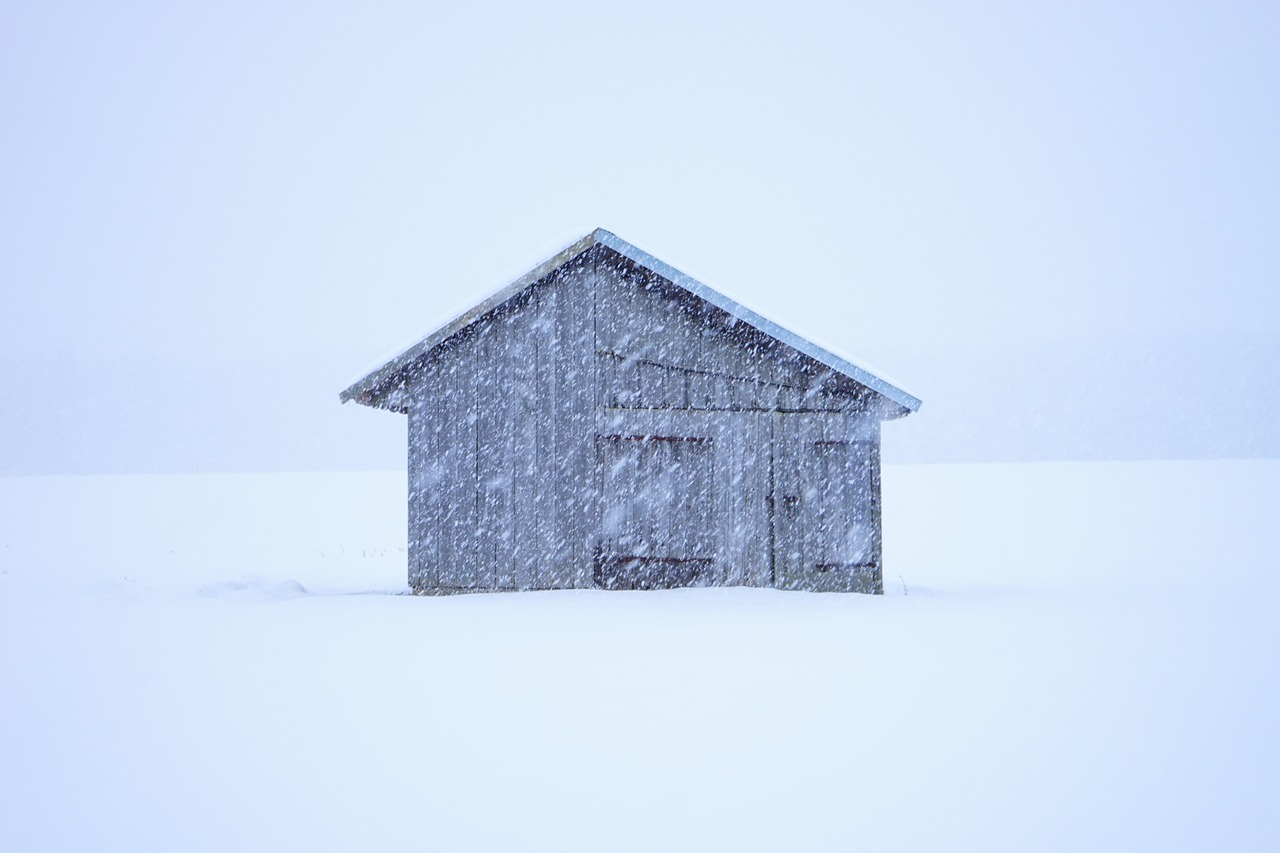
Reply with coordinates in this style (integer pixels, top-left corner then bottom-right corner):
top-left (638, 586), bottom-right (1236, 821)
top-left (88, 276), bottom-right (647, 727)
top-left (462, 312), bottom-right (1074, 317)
top-left (403, 243), bottom-right (886, 594)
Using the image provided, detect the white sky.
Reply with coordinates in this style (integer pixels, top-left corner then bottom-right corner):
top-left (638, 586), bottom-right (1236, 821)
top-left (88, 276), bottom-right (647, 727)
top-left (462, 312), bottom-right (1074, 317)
top-left (2, 1), bottom-right (1277, 470)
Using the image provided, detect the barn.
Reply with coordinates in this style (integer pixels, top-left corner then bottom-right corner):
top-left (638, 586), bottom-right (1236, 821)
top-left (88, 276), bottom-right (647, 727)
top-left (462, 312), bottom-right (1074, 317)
top-left (341, 229), bottom-right (921, 594)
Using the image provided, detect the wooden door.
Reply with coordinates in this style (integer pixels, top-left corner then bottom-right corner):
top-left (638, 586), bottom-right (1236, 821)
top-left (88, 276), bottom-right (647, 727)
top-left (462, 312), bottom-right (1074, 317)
top-left (594, 410), bottom-right (771, 589)
top-left (772, 413), bottom-right (878, 592)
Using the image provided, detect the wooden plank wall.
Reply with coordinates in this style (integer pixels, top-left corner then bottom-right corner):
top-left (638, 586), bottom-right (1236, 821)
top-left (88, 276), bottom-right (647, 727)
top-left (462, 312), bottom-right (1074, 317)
top-left (549, 257), bottom-right (598, 587)
top-left (403, 242), bottom-right (886, 593)
top-left (592, 247), bottom-right (867, 414)
top-left (405, 255), bottom-right (597, 592)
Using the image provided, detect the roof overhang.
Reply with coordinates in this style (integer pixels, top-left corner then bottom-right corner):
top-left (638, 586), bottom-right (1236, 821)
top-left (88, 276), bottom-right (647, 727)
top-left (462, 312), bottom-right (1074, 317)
top-left (341, 228), bottom-right (922, 415)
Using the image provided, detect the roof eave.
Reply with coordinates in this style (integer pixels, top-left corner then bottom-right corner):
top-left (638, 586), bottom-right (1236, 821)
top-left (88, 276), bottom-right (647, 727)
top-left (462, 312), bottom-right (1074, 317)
top-left (592, 230), bottom-right (922, 413)
top-left (339, 230), bottom-right (604, 407)
top-left (342, 227), bottom-right (922, 415)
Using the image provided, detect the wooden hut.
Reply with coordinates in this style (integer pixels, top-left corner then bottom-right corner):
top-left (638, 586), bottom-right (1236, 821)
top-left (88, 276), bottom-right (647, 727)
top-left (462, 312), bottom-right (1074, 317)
top-left (341, 229), bottom-right (920, 594)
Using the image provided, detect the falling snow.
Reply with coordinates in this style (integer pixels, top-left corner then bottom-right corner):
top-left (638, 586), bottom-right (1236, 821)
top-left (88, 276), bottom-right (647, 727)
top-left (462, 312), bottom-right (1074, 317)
top-left (345, 232), bottom-right (912, 594)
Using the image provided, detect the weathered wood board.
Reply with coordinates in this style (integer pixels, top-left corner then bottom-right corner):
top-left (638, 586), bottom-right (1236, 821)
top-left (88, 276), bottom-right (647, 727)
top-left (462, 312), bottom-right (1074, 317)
top-left (369, 239), bottom-right (904, 595)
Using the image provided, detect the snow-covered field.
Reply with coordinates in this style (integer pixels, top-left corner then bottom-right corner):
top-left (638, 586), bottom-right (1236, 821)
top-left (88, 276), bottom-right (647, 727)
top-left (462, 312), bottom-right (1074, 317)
top-left (2, 462), bottom-right (1277, 851)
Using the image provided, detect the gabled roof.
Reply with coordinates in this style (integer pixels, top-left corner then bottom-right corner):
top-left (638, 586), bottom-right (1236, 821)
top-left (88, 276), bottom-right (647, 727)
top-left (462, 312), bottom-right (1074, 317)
top-left (341, 228), bottom-right (922, 413)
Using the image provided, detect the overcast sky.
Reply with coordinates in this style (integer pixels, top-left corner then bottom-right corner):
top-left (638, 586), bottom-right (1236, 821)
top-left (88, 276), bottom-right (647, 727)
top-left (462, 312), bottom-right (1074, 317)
top-left (3, 1), bottom-right (1277, 472)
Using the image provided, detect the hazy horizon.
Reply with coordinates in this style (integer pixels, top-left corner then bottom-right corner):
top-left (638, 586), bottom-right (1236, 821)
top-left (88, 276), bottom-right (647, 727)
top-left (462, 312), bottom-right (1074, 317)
top-left (4, 2), bottom-right (1277, 474)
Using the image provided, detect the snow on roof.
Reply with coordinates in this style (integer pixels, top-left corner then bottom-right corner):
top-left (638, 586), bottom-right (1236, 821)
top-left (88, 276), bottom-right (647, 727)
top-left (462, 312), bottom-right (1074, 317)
top-left (340, 228), bottom-right (922, 413)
